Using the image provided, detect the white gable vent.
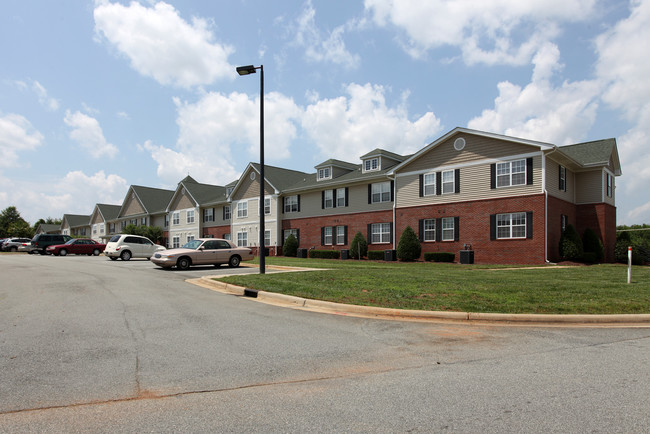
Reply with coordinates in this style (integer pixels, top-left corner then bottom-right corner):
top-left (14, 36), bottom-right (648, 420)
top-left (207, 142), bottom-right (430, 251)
top-left (454, 137), bottom-right (466, 151)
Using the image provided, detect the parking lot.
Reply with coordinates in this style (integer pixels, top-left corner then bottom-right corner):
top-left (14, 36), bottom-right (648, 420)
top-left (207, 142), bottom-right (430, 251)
top-left (1, 253), bottom-right (649, 432)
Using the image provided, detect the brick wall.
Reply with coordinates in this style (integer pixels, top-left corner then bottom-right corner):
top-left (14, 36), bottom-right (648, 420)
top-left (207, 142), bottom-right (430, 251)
top-left (577, 203), bottom-right (617, 262)
top-left (397, 194), bottom-right (547, 264)
top-left (202, 225), bottom-right (231, 239)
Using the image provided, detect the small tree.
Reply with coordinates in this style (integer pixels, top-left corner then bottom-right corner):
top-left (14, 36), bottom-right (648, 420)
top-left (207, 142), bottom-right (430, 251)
top-left (349, 231), bottom-right (368, 259)
top-left (582, 228), bottom-right (604, 263)
top-left (559, 224), bottom-right (583, 261)
top-left (397, 226), bottom-right (421, 261)
top-left (283, 233), bottom-right (298, 257)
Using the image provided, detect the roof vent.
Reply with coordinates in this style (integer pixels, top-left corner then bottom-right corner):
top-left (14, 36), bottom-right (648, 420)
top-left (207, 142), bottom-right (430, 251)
top-left (454, 138), bottom-right (466, 151)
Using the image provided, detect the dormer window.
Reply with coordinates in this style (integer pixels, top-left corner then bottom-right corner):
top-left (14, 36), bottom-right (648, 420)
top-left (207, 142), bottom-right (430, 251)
top-left (363, 157), bottom-right (380, 173)
top-left (226, 186), bottom-right (234, 197)
top-left (318, 167), bottom-right (332, 181)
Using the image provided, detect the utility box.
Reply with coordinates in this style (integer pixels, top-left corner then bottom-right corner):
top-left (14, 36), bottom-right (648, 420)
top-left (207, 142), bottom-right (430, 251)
top-left (297, 248), bottom-right (308, 258)
top-left (459, 250), bottom-right (474, 264)
top-left (384, 249), bottom-right (397, 261)
top-left (340, 249), bottom-right (349, 260)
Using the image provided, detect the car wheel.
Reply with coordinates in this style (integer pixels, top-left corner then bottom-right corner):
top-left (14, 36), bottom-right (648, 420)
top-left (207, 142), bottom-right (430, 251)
top-left (109, 256), bottom-right (118, 261)
top-left (10, 246), bottom-right (17, 252)
top-left (120, 250), bottom-right (132, 261)
top-left (59, 249), bottom-right (68, 257)
top-left (92, 249), bottom-right (100, 256)
top-left (177, 257), bottom-right (191, 270)
top-left (228, 255), bottom-right (241, 268)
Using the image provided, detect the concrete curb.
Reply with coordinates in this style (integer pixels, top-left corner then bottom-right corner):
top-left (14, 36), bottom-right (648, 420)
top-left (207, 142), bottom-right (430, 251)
top-left (189, 275), bottom-right (650, 326)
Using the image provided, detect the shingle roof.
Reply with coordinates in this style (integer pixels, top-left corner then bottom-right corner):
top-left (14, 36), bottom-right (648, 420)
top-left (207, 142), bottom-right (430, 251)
top-left (315, 159), bottom-right (358, 171)
top-left (360, 148), bottom-right (408, 162)
top-left (180, 178), bottom-right (227, 205)
top-left (63, 214), bottom-right (90, 228)
top-left (131, 185), bottom-right (175, 214)
top-left (96, 204), bottom-right (121, 221)
top-left (559, 139), bottom-right (616, 166)
top-left (250, 163), bottom-right (311, 191)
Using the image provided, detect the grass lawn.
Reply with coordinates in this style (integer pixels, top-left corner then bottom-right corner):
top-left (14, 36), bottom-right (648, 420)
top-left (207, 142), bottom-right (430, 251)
top-left (217, 257), bottom-right (650, 315)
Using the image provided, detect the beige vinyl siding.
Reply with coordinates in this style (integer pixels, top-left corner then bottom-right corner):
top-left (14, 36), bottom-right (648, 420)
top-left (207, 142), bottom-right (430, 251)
top-left (399, 134), bottom-right (538, 173)
top-left (396, 158), bottom-right (542, 208)
top-left (169, 191), bottom-right (195, 211)
top-left (151, 214), bottom-right (167, 229)
top-left (575, 171), bottom-right (603, 204)
top-left (545, 160), bottom-right (575, 201)
top-left (285, 183), bottom-right (393, 219)
top-left (233, 173), bottom-right (274, 201)
top-left (91, 212), bottom-right (104, 225)
top-left (122, 195), bottom-right (145, 216)
top-left (201, 204), bottom-right (231, 227)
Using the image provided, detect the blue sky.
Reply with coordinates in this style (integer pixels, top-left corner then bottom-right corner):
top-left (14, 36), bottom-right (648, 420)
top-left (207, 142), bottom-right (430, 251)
top-left (1, 0), bottom-right (649, 225)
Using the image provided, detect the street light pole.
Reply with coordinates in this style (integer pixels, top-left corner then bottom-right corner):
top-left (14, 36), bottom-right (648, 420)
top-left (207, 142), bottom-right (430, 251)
top-left (236, 64), bottom-right (265, 274)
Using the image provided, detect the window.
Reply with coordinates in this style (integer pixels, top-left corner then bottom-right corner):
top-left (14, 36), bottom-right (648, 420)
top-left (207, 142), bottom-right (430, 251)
top-left (441, 217), bottom-right (455, 241)
top-left (496, 159), bottom-right (526, 187)
top-left (559, 165), bottom-right (567, 192)
top-left (284, 229), bottom-right (299, 243)
top-left (336, 226), bottom-right (347, 245)
top-left (204, 208), bottom-right (214, 222)
top-left (186, 210), bottom-right (195, 224)
top-left (164, 214), bottom-right (169, 228)
top-left (318, 167), bottom-right (331, 180)
top-left (93, 224), bottom-right (97, 234)
top-left (224, 233), bottom-right (231, 241)
top-left (109, 223), bottom-right (115, 233)
top-left (264, 230), bottom-right (271, 247)
top-left (371, 223), bottom-right (391, 244)
top-left (336, 188), bottom-right (347, 207)
top-left (172, 236), bottom-right (180, 248)
top-left (141, 217), bottom-right (147, 226)
top-left (284, 195), bottom-right (299, 213)
top-left (172, 212), bottom-right (180, 225)
top-left (496, 212), bottom-right (527, 239)
top-left (323, 190), bottom-right (333, 209)
top-left (423, 173), bottom-right (436, 196)
top-left (371, 182), bottom-right (391, 204)
top-left (364, 158), bottom-right (379, 172)
top-left (237, 202), bottom-right (248, 218)
top-left (226, 186), bottom-right (234, 197)
top-left (323, 226), bottom-right (333, 245)
top-left (606, 173), bottom-right (613, 198)
top-left (422, 219), bottom-right (435, 242)
top-left (187, 234), bottom-right (195, 243)
top-left (100, 224), bottom-right (105, 234)
top-left (442, 170), bottom-right (455, 194)
top-left (264, 198), bottom-right (271, 215)
top-left (237, 231), bottom-right (248, 247)
top-left (223, 206), bottom-right (231, 220)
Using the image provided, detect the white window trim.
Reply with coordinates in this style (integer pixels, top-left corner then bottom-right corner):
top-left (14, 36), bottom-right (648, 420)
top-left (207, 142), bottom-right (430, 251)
top-left (284, 195), bottom-right (299, 213)
top-left (172, 212), bottom-right (180, 226)
top-left (336, 188), bottom-right (346, 207)
top-left (324, 190), bottom-right (333, 209)
top-left (186, 209), bottom-right (195, 224)
top-left (336, 225), bottom-right (346, 245)
top-left (442, 170), bottom-right (455, 194)
top-left (496, 159), bottom-right (526, 188)
top-left (318, 167), bottom-right (332, 181)
top-left (371, 223), bottom-right (391, 244)
top-left (423, 219), bottom-right (435, 242)
top-left (423, 173), bottom-right (436, 196)
top-left (323, 226), bottom-right (333, 245)
top-left (223, 205), bottom-right (231, 220)
top-left (237, 231), bottom-right (248, 247)
top-left (441, 217), bottom-right (455, 241)
top-left (496, 212), bottom-right (527, 239)
top-left (237, 201), bottom-right (248, 218)
top-left (363, 157), bottom-right (380, 173)
top-left (371, 181), bottom-right (391, 204)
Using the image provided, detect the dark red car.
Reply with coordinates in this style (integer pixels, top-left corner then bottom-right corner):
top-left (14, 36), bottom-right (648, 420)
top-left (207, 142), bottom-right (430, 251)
top-left (46, 238), bottom-right (106, 256)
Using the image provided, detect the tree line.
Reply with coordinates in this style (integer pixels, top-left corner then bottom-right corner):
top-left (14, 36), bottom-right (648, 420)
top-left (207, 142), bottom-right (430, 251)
top-left (0, 206), bottom-right (61, 239)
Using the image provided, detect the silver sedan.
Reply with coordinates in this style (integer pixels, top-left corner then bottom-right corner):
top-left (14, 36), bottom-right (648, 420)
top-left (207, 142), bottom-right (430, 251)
top-left (151, 238), bottom-right (254, 270)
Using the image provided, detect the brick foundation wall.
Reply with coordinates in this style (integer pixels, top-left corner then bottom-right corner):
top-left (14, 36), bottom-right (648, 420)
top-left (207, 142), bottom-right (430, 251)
top-left (546, 196), bottom-right (578, 262)
top-left (397, 195), bottom-right (547, 264)
top-left (202, 225), bottom-right (231, 239)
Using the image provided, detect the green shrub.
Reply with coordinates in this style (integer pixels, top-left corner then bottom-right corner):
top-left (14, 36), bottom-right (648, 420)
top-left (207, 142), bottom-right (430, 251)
top-left (308, 249), bottom-right (340, 259)
top-left (424, 252), bottom-right (455, 262)
top-left (349, 232), bottom-right (368, 259)
top-left (368, 250), bottom-right (384, 260)
top-left (397, 226), bottom-right (421, 261)
top-left (559, 224), bottom-right (583, 261)
top-left (283, 233), bottom-right (298, 257)
top-left (582, 252), bottom-right (598, 264)
top-left (582, 228), bottom-right (604, 262)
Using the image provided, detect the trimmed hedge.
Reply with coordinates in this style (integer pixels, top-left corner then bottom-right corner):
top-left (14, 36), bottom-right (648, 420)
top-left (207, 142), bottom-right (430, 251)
top-left (424, 252), bottom-right (455, 262)
top-left (308, 249), bottom-right (340, 259)
top-left (283, 233), bottom-right (298, 257)
top-left (368, 250), bottom-right (384, 260)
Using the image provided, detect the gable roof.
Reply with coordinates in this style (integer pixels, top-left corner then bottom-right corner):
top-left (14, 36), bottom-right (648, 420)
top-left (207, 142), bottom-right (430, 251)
top-left (168, 176), bottom-right (228, 209)
top-left (36, 223), bottom-right (61, 234)
top-left (62, 214), bottom-right (91, 229)
top-left (94, 203), bottom-right (121, 221)
top-left (120, 185), bottom-right (175, 217)
top-left (315, 159), bottom-right (358, 171)
top-left (559, 138), bottom-right (621, 175)
top-left (360, 148), bottom-right (408, 162)
top-left (229, 163), bottom-right (310, 198)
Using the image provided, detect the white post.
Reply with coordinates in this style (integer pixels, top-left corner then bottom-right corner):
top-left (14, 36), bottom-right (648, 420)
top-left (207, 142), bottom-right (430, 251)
top-left (628, 246), bottom-right (632, 284)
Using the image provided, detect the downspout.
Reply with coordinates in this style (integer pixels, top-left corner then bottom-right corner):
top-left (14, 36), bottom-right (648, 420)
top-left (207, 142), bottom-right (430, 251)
top-left (391, 175), bottom-right (396, 248)
top-left (543, 148), bottom-right (558, 263)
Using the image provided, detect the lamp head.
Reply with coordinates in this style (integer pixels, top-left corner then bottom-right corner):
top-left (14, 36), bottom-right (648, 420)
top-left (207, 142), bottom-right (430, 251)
top-left (236, 65), bottom-right (257, 76)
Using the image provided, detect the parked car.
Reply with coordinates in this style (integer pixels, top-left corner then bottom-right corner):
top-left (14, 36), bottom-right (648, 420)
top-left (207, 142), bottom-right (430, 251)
top-left (46, 238), bottom-right (106, 256)
top-left (31, 234), bottom-right (73, 254)
top-left (151, 238), bottom-right (254, 270)
top-left (104, 234), bottom-right (165, 261)
top-left (2, 237), bottom-right (33, 252)
top-left (18, 242), bottom-right (36, 254)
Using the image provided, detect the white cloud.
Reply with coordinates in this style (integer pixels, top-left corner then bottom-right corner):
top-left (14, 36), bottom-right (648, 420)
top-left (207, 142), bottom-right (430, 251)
top-left (64, 110), bottom-right (119, 159)
top-left (364, 0), bottom-right (596, 65)
top-left (595, 0), bottom-right (650, 223)
top-left (0, 170), bottom-right (128, 224)
top-left (292, 0), bottom-right (360, 68)
top-left (94, 0), bottom-right (235, 88)
top-left (32, 81), bottom-right (59, 111)
top-left (302, 83), bottom-right (442, 160)
top-left (0, 113), bottom-right (44, 168)
top-left (468, 43), bottom-right (600, 144)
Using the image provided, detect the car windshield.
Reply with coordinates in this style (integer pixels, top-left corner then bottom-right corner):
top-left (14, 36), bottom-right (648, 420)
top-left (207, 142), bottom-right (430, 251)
top-left (182, 240), bottom-right (203, 250)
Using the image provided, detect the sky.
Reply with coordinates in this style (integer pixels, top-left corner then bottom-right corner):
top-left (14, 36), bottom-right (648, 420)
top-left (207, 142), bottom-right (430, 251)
top-left (1, 0), bottom-right (649, 225)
